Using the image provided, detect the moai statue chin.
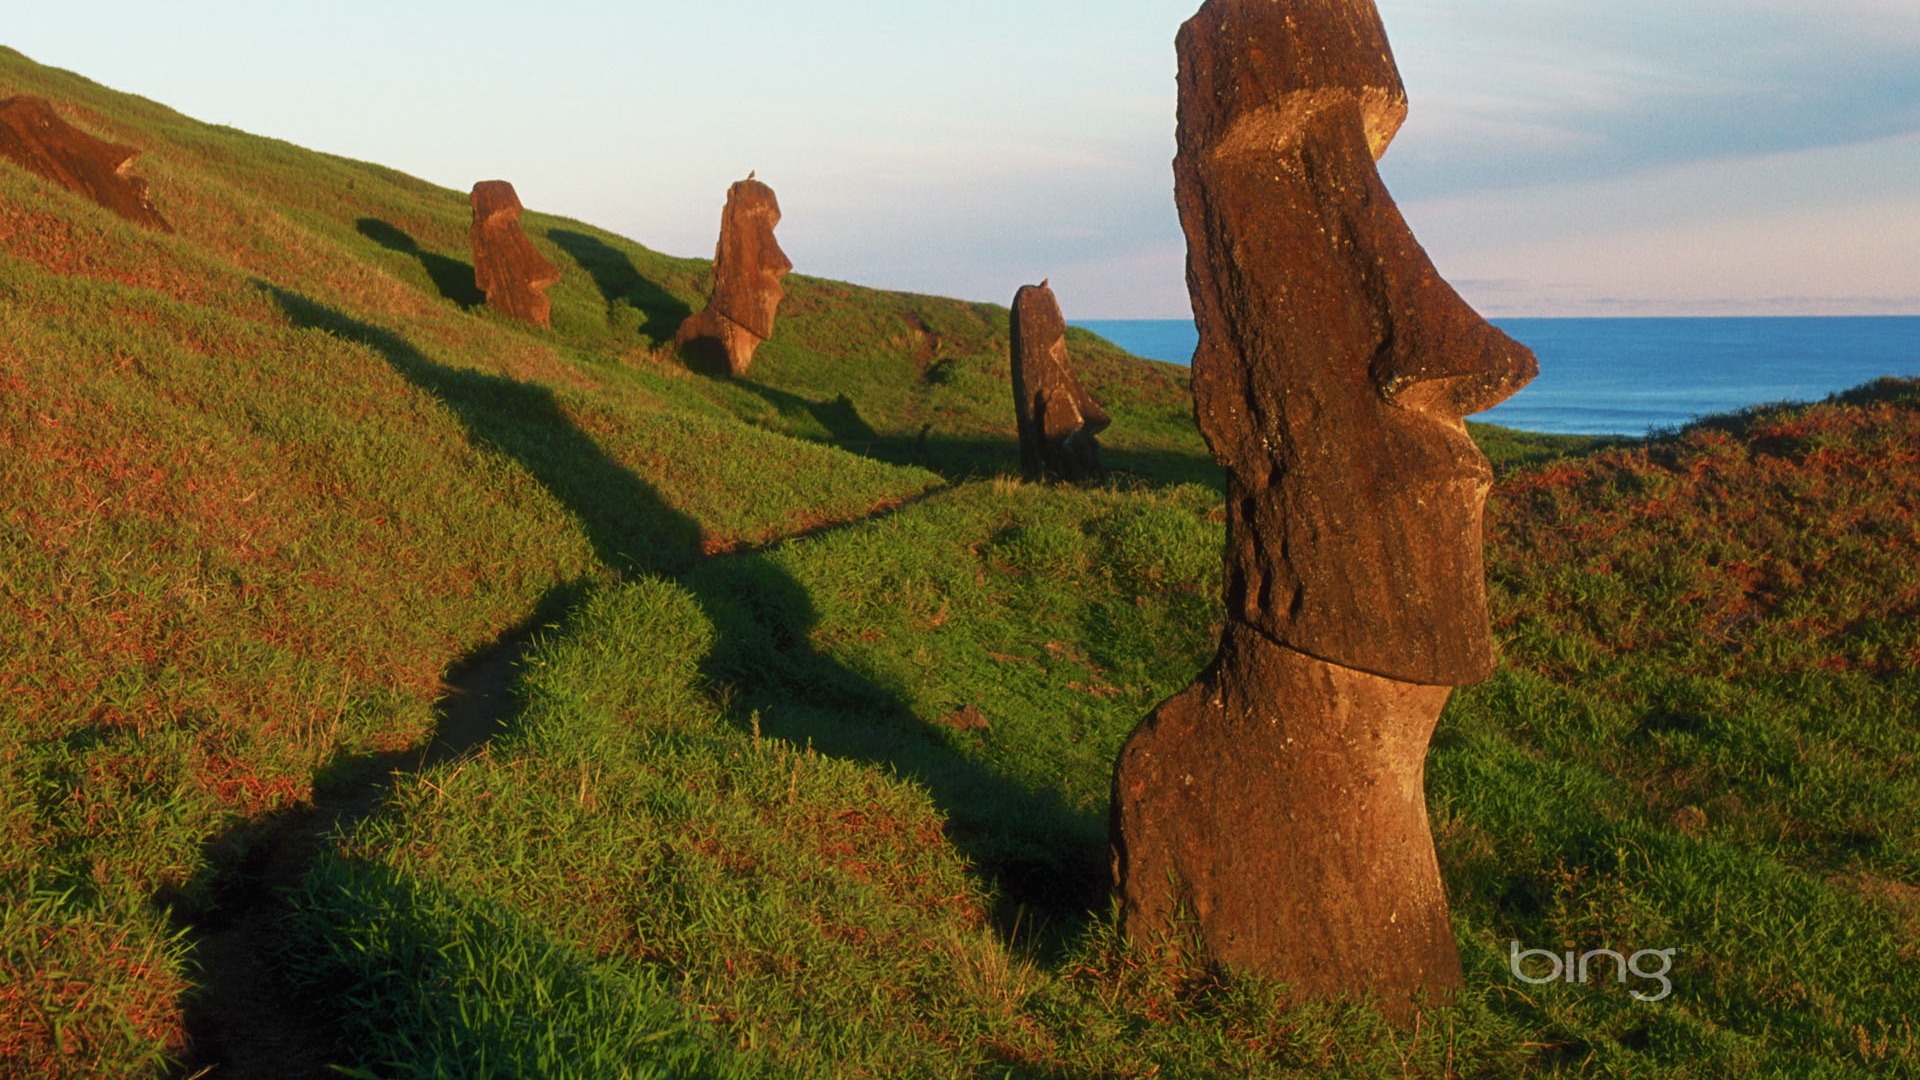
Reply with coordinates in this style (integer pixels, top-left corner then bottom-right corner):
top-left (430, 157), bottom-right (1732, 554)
top-left (0, 95), bottom-right (172, 232)
top-left (1110, 0), bottom-right (1537, 1022)
top-left (675, 174), bottom-right (792, 376)
top-left (470, 180), bottom-right (561, 328)
top-left (1010, 280), bottom-right (1110, 483)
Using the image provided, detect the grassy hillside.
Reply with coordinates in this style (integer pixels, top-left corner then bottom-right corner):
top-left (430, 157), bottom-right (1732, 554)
top-left (4, 44), bottom-right (1917, 1079)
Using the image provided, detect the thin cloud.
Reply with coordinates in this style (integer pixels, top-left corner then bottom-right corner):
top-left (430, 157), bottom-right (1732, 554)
top-left (1382, 0), bottom-right (1920, 197)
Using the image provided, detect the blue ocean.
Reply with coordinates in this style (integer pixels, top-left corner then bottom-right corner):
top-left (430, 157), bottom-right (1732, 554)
top-left (1073, 317), bottom-right (1920, 436)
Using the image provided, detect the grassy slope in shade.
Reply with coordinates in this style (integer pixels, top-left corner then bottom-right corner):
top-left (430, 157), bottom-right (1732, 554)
top-left (3, 41), bottom-right (1917, 1080)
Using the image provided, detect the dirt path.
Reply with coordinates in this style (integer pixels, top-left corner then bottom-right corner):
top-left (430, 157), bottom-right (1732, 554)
top-left (169, 492), bottom-right (936, 1077)
top-left (173, 629), bottom-right (529, 1079)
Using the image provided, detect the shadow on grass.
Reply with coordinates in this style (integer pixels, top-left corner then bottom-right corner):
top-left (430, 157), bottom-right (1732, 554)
top-left (547, 228), bottom-right (693, 346)
top-left (280, 856), bottom-right (744, 1078)
top-left (731, 376), bottom-right (1223, 490)
top-left (163, 583), bottom-right (585, 1078)
top-left (268, 286), bottom-right (703, 577)
top-left (683, 550), bottom-right (1115, 958)
top-left (734, 379), bottom-right (881, 446)
top-left (356, 218), bottom-right (485, 311)
top-left (724, 382), bottom-right (1001, 479)
top-left (218, 290), bottom-right (1116, 1023)
top-left (676, 333), bottom-right (739, 379)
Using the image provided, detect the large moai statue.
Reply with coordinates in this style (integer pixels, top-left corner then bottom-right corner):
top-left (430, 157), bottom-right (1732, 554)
top-left (675, 174), bottom-right (791, 376)
top-left (0, 95), bottom-right (171, 231)
top-left (469, 180), bottom-right (561, 328)
top-left (1010, 281), bottom-right (1110, 482)
top-left (1110, 0), bottom-right (1537, 1021)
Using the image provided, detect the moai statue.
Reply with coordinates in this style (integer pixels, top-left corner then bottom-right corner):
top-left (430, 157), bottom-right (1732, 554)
top-left (1010, 280), bottom-right (1110, 482)
top-left (675, 174), bottom-right (792, 376)
top-left (1110, 0), bottom-right (1537, 1021)
top-left (469, 180), bottom-right (561, 328)
top-left (0, 95), bottom-right (171, 231)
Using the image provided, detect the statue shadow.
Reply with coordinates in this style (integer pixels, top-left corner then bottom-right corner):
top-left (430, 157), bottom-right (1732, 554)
top-left (355, 218), bottom-right (485, 311)
top-left (261, 285), bottom-right (1110, 952)
top-left (729, 377), bottom-right (1225, 491)
top-left (546, 228), bottom-right (693, 346)
top-left (733, 379), bottom-right (882, 448)
top-left (155, 287), bottom-right (1118, 1071)
top-left (266, 285), bottom-right (704, 577)
top-left (719, 378), bottom-right (1013, 480)
top-left (683, 551), bottom-right (1114, 957)
top-left (1096, 446), bottom-right (1225, 492)
top-left (675, 334), bottom-right (737, 379)
top-left (161, 582), bottom-right (584, 1076)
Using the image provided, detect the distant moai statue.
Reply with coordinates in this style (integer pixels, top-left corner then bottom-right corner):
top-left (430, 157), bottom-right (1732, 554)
top-left (675, 173), bottom-right (792, 376)
top-left (1009, 281), bottom-right (1110, 482)
top-left (469, 180), bottom-right (561, 328)
top-left (1110, 0), bottom-right (1537, 1022)
top-left (0, 95), bottom-right (171, 231)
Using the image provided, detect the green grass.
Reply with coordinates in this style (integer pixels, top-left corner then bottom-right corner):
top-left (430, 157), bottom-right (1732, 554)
top-left (283, 389), bottom-right (1917, 1075)
top-left (5, 41), bottom-right (1919, 1080)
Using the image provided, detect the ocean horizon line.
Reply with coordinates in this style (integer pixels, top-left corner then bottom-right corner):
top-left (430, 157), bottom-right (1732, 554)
top-left (1070, 315), bottom-right (1920, 437)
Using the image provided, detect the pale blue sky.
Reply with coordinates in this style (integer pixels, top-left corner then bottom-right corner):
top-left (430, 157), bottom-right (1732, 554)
top-left (9, 1), bottom-right (1919, 317)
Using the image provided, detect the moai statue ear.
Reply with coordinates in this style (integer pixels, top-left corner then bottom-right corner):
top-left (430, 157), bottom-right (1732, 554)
top-left (1040, 386), bottom-right (1084, 444)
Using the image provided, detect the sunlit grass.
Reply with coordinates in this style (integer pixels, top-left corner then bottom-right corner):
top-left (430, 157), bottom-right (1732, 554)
top-left (5, 39), bottom-right (1918, 1079)
top-left (290, 383), bottom-right (1919, 1076)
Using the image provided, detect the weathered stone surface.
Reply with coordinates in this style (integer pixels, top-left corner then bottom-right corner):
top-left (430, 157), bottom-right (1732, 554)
top-left (1010, 281), bottom-right (1110, 482)
top-left (469, 180), bottom-right (560, 328)
top-left (1175, 0), bottom-right (1537, 686)
top-left (0, 95), bottom-right (171, 231)
top-left (675, 175), bottom-right (791, 375)
top-left (1113, 625), bottom-right (1460, 1008)
top-left (1112, 0), bottom-right (1537, 1020)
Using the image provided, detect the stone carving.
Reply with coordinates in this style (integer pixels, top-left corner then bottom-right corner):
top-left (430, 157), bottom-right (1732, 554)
top-left (0, 95), bottom-right (171, 231)
top-left (1010, 281), bottom-right (1110, 482)
top-left (1111, 0), bottom-right (1537, 1020)
top-left (469, 180), bottom-right (561, 328)
top-left (675, 174), bottom-right (791, 375)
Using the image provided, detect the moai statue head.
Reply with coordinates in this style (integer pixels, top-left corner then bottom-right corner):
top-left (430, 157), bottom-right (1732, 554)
top-left (0, 95), bottom-right (171, 231)
top-left (710, 176), bottom-right (791, 343)
top-left (1010, 280), bottom-right (1111, 482)
top-left (469, 180), bottom-right (561, 328)
top-left (1174, 0), bottom-right (1537, 685)
top-left (676, 175), bottom-right (792, 375)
